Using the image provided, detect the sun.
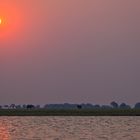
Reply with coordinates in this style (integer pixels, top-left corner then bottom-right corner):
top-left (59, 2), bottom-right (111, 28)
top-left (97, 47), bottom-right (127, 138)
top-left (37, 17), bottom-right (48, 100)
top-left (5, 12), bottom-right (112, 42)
top-left (0, 18), bottom-right (2, 24)
top-left (0, 2), bottom-right (24, 40)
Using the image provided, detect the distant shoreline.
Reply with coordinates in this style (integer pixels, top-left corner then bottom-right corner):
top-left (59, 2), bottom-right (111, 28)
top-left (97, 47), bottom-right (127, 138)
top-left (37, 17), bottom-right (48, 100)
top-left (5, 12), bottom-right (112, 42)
top-left (0, 109), bottom-right (140, 116)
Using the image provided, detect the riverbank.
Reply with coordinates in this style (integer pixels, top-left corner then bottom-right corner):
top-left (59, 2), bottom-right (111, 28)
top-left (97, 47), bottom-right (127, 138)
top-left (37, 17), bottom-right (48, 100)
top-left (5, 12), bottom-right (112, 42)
top-left (0, 109), bottom-right (140, 116)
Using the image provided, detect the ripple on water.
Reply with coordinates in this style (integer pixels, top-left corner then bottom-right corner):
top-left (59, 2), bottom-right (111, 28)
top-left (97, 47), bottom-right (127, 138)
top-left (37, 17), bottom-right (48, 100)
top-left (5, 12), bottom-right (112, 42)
top-left (0, 116), bottom-right (139, 140)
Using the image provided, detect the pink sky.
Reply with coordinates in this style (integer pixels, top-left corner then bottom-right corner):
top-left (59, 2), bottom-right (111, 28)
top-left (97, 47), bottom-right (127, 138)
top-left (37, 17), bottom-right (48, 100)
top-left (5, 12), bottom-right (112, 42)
top-left (0, 0), bottom-right (140, 105)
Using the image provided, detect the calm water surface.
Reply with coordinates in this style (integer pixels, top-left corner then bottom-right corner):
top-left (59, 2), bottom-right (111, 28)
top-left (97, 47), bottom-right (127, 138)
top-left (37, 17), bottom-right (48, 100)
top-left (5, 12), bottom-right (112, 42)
top-left (0, 116), bottom-right (139, 140)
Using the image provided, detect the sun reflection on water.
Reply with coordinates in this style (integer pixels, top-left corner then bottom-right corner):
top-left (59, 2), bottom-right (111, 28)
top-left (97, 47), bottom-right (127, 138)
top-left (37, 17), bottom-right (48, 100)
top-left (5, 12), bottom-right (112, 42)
top-left (0, 126), bottom-right (10, 140)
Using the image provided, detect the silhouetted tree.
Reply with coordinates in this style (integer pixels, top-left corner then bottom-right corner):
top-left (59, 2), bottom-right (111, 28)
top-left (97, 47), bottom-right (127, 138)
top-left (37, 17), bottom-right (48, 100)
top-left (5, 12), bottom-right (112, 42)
top-left (81, 103), bottom-right (93, 109)
top-left (134, 102), bottom-right (140, 109)
top-left (10, 104), bottom-right (16, 109)
top-left (93, 104), bottom-right (100, 109)
top-left (26, 104), bottom-right (35, 109)
top-left (101, 105), bottom-right (111, 109)
top-left (77, 105), bottom-right (82, 109)
top-left (110, 101), bottom-right (118, 108)
top-left (22, 104), bottom-right (27, 109)
top-left (3, 105), bottom-right (9, 109)
top-left (16, 105), bottom-right (22, 109)
top-left (119, 103), bottom-right (131, 109)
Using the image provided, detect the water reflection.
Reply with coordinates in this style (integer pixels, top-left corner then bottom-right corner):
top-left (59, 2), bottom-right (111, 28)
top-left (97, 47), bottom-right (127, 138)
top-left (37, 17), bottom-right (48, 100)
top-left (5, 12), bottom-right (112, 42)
top-left (0, 116), bottom-right (139, 140)
top-left (0, 126), bottom-right (10, 140)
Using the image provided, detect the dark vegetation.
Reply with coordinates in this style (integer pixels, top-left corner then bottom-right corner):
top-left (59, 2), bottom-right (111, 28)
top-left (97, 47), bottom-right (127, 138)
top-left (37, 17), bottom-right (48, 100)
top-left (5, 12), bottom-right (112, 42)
top-left (0, 101), bottom-right (140, 116)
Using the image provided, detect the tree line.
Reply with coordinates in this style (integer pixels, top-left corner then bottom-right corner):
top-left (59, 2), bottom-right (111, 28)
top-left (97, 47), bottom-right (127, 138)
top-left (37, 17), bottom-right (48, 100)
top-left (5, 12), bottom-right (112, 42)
top-left (1, 101), bottom-right (140, 109)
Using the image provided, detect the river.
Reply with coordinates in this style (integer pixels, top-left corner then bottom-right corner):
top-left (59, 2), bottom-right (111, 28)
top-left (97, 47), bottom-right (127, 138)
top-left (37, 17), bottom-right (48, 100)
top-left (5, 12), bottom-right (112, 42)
top-left (0, 116), bottom-right (139, 140)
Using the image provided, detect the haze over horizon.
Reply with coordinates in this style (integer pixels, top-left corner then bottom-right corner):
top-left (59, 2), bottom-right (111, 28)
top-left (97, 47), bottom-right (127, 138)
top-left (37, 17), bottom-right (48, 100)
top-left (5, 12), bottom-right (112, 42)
top-left (0, 0), bottom-right (140, 105)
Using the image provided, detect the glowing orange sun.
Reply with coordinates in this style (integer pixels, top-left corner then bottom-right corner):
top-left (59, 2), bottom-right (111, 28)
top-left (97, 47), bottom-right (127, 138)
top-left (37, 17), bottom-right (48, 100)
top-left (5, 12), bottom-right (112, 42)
top-left (0, 2), bottom-right (24, 40)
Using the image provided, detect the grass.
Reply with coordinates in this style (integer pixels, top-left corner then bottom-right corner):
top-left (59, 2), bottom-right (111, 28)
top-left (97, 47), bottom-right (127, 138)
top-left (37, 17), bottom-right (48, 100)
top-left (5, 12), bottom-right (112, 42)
top-left (0, 109), bottom-right (140, 116)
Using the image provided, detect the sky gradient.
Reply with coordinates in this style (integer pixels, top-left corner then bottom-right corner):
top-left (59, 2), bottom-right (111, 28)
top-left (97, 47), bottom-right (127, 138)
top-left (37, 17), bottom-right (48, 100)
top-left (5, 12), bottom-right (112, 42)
top-left (0, 0), bottom-right (140, 105)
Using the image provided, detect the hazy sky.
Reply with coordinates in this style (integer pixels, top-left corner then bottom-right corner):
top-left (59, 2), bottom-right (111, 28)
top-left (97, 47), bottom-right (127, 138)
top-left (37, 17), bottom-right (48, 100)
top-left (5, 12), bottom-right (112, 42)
top-left (0, 0), bottom-right (140, 105)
